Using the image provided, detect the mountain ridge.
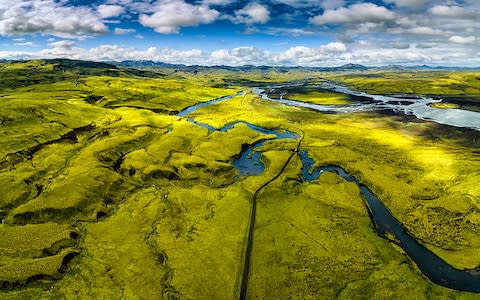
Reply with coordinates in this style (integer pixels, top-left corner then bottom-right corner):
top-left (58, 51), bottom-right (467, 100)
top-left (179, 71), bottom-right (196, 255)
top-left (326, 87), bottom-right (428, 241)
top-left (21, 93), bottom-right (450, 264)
top-left (2, 58), bottom-right (479, 72)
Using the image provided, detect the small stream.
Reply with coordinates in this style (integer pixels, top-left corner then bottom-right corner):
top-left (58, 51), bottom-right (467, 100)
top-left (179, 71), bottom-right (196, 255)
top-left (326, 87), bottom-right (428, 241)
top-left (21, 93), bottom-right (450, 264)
top-left (177, 88), bottom-right (480, 295)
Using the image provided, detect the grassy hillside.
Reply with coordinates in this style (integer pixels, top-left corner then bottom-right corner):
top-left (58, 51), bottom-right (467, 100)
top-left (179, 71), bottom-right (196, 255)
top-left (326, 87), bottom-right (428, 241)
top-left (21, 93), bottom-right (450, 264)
top-left (0, 61), bottom-right (479, 299)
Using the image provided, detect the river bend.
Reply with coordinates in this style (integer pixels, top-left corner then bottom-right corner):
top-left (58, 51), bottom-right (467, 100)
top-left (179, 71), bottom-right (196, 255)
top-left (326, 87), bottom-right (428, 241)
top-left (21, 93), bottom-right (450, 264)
top-left (176, 88), bottom-right (480, 297)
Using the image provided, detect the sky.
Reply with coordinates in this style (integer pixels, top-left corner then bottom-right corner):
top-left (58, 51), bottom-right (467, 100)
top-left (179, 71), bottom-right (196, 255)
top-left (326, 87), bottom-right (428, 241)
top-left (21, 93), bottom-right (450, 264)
top-left (0, 0), bottom-right (479, 66)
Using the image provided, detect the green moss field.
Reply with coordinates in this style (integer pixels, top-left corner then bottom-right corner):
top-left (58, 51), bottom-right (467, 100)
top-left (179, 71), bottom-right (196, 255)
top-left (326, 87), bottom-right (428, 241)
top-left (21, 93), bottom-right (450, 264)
top-left (0, 60), bottom-right (479, 299)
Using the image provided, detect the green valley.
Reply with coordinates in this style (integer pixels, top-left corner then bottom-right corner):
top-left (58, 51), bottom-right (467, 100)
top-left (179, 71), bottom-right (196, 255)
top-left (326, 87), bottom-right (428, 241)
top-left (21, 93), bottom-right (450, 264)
top-left (0, 59), bottom-right (479, 300)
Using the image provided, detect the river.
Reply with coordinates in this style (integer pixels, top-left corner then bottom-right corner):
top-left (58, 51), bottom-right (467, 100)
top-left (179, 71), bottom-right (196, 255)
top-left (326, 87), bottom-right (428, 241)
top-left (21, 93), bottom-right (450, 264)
top-left (176, 85), bottom-right (480, 298)
top-left (256, 82), bottom-right (480, 131)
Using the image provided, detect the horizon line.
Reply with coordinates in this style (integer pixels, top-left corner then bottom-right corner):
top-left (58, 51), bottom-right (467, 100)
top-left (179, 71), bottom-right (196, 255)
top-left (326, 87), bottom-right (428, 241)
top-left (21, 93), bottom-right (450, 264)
top-left (2, 58), bottom-right (480, 70)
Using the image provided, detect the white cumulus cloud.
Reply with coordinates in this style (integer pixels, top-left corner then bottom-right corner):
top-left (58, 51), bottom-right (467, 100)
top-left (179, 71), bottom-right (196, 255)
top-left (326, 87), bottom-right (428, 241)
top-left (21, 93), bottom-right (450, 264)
top-left (0, 0), bottom-right (108, 37)
top-left (449, 36), bottom-right (476, 45)
top-left (0, 41), bottom-right (479, 67)
top-left (97, 4), bottom-right (125, 18)
top-left (234, 3), bottom-right (270, 24)
top-left (276, 43), bottom-right (347, 64)
top-left (210, 47), bottom-right (270, 65)
top-left (405, 26), bottom-right (447, 36)
top-left (139, 0), bottom-right (219, 34)
top-left (311, 3), bottom-right (395, 25)
top-left (429, 5), bottom-right (472, 18)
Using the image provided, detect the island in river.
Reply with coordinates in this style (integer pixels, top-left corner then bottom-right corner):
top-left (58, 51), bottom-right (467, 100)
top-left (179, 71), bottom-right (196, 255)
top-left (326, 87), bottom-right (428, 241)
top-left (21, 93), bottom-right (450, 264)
top-left (0, 59), bottom-right (479, 299)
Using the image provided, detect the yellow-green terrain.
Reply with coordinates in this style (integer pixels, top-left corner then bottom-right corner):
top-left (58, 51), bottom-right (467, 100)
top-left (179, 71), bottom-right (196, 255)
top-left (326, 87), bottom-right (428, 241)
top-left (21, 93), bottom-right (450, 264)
top-left (0, 60), bottom-right (479, 299)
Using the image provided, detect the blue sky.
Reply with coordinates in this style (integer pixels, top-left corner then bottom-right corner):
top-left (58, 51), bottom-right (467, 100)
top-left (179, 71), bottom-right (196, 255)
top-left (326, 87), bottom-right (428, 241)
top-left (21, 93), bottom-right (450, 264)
top-left (0, 0), bottom-right (479, 66)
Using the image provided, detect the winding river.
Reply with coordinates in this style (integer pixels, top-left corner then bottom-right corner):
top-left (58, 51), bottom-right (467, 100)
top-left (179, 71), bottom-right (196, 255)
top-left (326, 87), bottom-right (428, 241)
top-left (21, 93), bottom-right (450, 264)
top-left (177, 91), bottom-right (245, 117)
top-left (177, 87), bottom-right (480, 298)
top-left (256, 82), bottom-right (480, 131)
top-left (299, 151), bottom-right (480, 293)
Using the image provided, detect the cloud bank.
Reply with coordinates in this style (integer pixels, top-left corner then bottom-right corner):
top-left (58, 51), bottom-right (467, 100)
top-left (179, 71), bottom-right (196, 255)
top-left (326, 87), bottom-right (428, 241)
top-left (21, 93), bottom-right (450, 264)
top-left (2, 40), bottom-right (479, 67)
top-left (0, 0), bottom-right (478, 66)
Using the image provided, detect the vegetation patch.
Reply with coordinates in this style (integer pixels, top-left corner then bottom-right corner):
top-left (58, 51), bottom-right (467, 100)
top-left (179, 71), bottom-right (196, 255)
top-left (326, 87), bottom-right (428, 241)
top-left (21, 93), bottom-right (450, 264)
top-left (0, 62), bottom-right (478, 298)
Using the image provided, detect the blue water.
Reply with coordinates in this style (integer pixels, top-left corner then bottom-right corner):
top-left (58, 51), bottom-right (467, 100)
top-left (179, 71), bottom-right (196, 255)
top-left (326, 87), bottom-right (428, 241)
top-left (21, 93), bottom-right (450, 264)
top-left (232, 139), bottom-right (268, 176)
top-left (177, 91), bottom-right (244, 117)
top-left (178, 94), bottom-right (297, 176)
top-left (298, 150), bottom-right (480, 293)
top-left (226, 123), bottom-right (297, 176)
top-left (178, 91), bottom-right (480, 293)
top-left (256, 83), bottom-right (480, 131)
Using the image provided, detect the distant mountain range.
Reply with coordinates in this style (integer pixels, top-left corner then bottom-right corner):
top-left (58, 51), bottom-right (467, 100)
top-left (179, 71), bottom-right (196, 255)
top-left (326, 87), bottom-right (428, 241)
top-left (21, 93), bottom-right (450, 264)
top-left (113, 60), bottom-right (372, 72)
top-left (112, 60), bottom-right (480, 72)
top-left (1, 58), bottom-right (479, 72)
